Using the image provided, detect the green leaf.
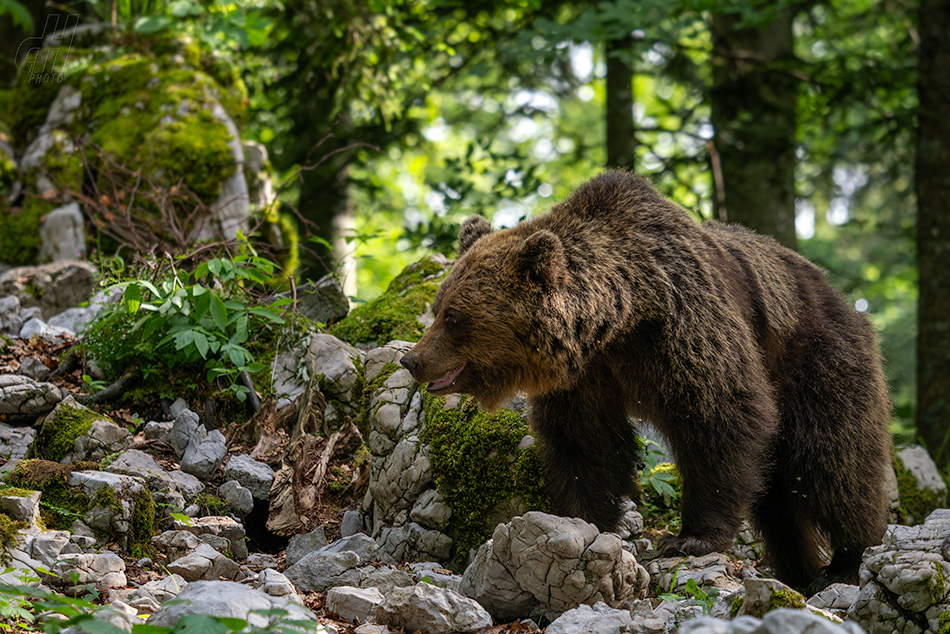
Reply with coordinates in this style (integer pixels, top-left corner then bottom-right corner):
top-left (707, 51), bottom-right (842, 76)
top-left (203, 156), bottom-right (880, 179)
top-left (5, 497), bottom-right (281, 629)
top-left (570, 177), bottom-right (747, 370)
top-left (133, 624), bottom-right (174, 634)
top-left (134, 15), bottom-right (172, 33)
top-left (194, 333), bottom-right (210, 359)
top-left (74, 615), bottom-right (130, 634)
top-left (123, 284), bottom-right (142, 315)
top-left (0, 0), bottom-right (34, 30)
top-left (228, 346), bottom-right (246, 368)
top-left (248, 307), bottom-right (285, 324)
top-left (168, 512), bottom-right (192, 525)
top-left (233, 315), bottom-right (249, 344)
top-left (171, 614), bottom-right (229, 634)
top-left (210, 293), bottom-right (228, 332)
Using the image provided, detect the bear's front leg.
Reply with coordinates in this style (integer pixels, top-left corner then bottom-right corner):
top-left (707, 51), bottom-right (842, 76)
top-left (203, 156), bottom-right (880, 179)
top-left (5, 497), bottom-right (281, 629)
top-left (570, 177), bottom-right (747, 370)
top-left (529, 385), bottom-right (641, 532)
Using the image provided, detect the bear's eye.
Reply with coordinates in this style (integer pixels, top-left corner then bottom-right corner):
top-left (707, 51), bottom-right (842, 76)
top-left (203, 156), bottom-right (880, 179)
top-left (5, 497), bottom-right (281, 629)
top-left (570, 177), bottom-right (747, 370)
top-left (444, 310), bottom-right (462, 331)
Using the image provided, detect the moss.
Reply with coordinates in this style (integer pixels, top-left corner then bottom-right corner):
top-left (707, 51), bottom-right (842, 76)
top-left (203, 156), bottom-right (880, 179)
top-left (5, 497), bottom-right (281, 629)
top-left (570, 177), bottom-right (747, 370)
top-left (193, 493), bottom-right (231, 516)
top-left (5, 460), bottom-right (90, 530)
top-left (0, 487), bottom-right (38, 498)
top-left (9, 51), bottom-right (64, 150)
top-left (938, 610), bottom-right (950, 634)
top-left (0, 197), bottom-right (53, 266)
top-left (128, 488), bottom-right (156, 558)
top-left (730, 595), bottom-right (744, 619)
top-left (35, 403), bottom-right (104, 463)
top-left (766, 587), bottom-right (806, 612)
top-left (893, 450), bottom-right (945, 525)
top-left (0, 141), bottom-right (16, 193)
top-left (0, 513), bottom-right (27, 563)
top-left (331, 256), bottom-right (451, 345)
top-left (422, 392), bottom-right (551, 568)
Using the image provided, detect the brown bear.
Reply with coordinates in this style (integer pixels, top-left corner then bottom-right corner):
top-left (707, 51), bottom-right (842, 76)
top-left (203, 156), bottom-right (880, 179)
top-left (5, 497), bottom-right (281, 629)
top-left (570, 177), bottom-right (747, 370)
top-left (400, 170), bottom-right (891, 594)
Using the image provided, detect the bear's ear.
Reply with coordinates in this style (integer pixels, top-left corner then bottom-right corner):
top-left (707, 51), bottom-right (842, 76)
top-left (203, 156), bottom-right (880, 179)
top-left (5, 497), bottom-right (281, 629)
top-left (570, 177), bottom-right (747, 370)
top-left (520, 230), bottom-right (567, 291)
top-left (458, 215), bottom-right (492, 256)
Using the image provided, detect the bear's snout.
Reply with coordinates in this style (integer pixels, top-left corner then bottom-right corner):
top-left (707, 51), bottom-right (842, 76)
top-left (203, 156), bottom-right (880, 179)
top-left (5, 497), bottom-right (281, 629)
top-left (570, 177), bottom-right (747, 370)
top-left (400, 352), bottom-right (419, 377)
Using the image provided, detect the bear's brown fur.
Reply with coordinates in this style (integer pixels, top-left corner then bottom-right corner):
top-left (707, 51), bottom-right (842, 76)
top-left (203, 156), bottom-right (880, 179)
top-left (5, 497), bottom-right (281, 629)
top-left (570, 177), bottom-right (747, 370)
top-left (400, 171), bottom-right (892, 593)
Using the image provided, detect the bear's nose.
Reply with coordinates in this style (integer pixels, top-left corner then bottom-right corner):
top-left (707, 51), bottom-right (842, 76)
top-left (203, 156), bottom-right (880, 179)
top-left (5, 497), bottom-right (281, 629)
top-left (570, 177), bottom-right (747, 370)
top-left (400, 353), bottom-right (418, 376)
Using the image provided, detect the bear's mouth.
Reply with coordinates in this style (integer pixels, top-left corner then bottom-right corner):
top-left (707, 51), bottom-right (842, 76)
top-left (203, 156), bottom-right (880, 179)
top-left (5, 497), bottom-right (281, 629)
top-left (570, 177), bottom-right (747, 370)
top-left (427, 363), bottom-right (466, 393)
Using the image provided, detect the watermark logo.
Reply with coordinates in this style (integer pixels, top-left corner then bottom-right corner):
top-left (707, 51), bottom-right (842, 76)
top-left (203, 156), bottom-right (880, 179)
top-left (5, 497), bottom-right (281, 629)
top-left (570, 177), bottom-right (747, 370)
top-left (14, 13), bottom-right (81, 84)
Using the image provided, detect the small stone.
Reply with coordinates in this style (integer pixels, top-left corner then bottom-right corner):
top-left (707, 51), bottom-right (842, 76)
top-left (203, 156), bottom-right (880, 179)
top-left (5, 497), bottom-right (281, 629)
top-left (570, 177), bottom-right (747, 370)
top-left (181, 428), bottom-right (227, 480)
top-left (18, 356), bottom-right (49, 381)
top-left (0, 490), bottom-right (41, 524)
top-left (48, 552), bottom-right (126, 592)
top-left (223, 454), bottom-right (274, 500)
top-left (376, 582), bottom-right (492, 634)
top-left (327, 586), bottom-right (384, 624)
top-left (218, 480), bottom-right (254, 515)
top-left (340, 510), bottom-right (363, 537)
top-left (285, 527), bottom-right (328, 566)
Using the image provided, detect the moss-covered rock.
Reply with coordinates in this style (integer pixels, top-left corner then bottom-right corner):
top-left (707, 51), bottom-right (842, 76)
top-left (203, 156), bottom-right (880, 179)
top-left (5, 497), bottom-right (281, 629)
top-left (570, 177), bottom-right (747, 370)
top-left (422, 393), bottom-right (551, 566)
top-left (5, 459), bottom-right (91, 530)
top-left (3, 32), bottom-right (259, 265)
top-left (893, 445), bottom-right (948, 526)
top-left (33, 395), bottom-right (131, 464)
top-left (331, 255), bottom-right (453, 346)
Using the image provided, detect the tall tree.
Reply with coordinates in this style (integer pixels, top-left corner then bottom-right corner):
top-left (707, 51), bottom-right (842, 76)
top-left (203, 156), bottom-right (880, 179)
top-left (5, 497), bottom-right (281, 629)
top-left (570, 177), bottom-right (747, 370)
top-left (605, 32), bottom-right (637, 169)
top-left (709, 8), bottom-right (797, 249)
top-left (915, 0), bottom-right (950, 466)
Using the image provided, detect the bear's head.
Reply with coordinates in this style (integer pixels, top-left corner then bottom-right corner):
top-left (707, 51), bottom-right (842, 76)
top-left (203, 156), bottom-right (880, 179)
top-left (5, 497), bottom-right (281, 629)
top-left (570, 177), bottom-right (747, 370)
top-left (400, 215), bottom-right (569, 409)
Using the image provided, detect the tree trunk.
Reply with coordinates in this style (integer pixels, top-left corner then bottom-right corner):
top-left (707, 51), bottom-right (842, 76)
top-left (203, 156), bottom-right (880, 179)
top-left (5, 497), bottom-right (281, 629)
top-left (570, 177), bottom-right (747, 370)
top-left (710, 11), bottom-right (797, 250)
top-left (605, 33), bottom-right (637, 169)
top-left (915, 0), bottom-right (950, 467)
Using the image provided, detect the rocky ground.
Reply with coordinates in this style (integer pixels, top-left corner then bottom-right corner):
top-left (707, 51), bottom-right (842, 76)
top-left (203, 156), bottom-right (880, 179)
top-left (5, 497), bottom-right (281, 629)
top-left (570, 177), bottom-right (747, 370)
top-left (2, 260), bottom-right (950, 634)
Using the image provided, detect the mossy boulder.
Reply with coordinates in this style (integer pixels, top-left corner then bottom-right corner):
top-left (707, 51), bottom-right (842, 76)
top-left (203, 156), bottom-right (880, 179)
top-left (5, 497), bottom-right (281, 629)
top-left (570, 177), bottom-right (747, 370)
top-left (3, 459), bottom-right (153, 554)
top-left (331, 255), bottom-right (453, 347)
top-left (2, 32), bottom-right (257, 266)
top-left (361, 341), bottom-right (550, 570)
top-left (34, 395), bottom-right (132, 463)
top-left (893, 444), bottom-right (948, 526)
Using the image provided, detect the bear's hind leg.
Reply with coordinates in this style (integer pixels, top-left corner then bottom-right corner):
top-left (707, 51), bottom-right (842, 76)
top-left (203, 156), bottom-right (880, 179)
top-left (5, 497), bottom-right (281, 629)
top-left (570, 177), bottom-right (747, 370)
top-left (530, 385), bottom-right (640, 532)
top-left (752, 483), bottom-right (824, 592)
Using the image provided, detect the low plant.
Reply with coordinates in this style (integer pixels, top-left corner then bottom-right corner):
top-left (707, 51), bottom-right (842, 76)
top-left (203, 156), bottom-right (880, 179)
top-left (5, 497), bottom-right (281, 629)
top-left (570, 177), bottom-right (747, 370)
top-left (83, 238), bottom-right (289, 402)
top-left (658, 574), bottom-right (720, 616)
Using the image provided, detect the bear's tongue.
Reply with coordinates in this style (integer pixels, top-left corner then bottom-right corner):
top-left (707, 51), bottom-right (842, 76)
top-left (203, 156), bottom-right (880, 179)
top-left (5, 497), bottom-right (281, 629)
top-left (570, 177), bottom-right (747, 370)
top-left (428, 363), bottom-right (466, 392)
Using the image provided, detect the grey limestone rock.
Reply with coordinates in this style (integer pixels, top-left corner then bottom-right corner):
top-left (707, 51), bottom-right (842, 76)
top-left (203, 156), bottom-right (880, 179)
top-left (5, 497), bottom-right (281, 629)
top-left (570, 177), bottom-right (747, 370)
top-left (147, 581), bottom-right (318, 629)
top-left (327, 586), bottom-right (385, 624)
top-left (270, 331), bottom-right (363, 414)
top-left (169, 408), bottom-right (200, 457)
top-left (0, 374), bottom-right (63, 418)
top-left (318, 533), bottom-right (378, 562)
top-left (0, 490), bottom-right (41, 524)
top-left (68, 417), bottom-right (133, 463)
top-left (48, 551), bottom-right (127, 593)
top-left (0, 421), bottom-right (36, 472)
top-left (376, 582), bottom-right (492, 634)
top-left (39, 203), bottom-right (86, 263)
top-left (295, 276), bottom-right (350, 325)
top-left (460, 511), bottom-right (650, 621)
top-left (286, 526), bottom-right (328, 566)
top-left (181, 427), bottom-right (227, 480)
top-left (219, 480), bottom-right (254, 515)
top-left (807, 583), bottom-right (860, 615)
top-left (680, 609), bottom-right (867, 634)
top-left (255, 569), bottom-right (300, 602)
top-left (18, 356), bottom-right (50, 381)
top-left (341, 510), bottom-right (363, 537)
top-left (849, 509), bottom-right (950, 634)
top-left (223, 453), bottom-right (274, 500)
top-left (545, 601), bottom-right (651, 634)
top-left (166, 542), bottom-right (244, 582)
top-left (0, 260), bottom-right (96, 319)
top-left (647, 552), bottom-right (743, 595)
top-left (144, 421), bottom-right (174, 442)
top-left (284, 550), bottom-right (362, 592)
top-left (174, 516), bottom-right (247, 560)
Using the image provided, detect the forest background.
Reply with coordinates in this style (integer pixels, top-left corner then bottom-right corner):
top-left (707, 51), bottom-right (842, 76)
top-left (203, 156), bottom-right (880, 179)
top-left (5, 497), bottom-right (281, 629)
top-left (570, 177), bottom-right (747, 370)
top-left (2, 0), bottom-right (948, 467)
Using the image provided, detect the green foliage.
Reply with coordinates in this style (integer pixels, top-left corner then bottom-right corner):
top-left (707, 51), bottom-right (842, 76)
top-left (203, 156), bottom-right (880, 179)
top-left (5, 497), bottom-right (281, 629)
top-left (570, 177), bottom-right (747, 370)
top-left (0, 0), bottom-right (32, 30)
top-left (131, 0), bottom-right (274, 53)
top-left (0, 197), bottom-right (52, 267)
top-left (640, 440), bottom-right (679, 502)
top-left (422, 392), bottom-right (551, 567)
top-left (83, 243), bottom-right (288, 402)
top-left (893, 449), bottom-right (946, 525)
top-left (658, 575), bottom-right (720, 616)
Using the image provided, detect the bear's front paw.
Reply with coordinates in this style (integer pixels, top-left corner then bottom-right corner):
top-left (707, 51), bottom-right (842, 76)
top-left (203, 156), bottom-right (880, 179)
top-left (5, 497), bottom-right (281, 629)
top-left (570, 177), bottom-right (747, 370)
top-left (657, 534), bottom-right (720, 557)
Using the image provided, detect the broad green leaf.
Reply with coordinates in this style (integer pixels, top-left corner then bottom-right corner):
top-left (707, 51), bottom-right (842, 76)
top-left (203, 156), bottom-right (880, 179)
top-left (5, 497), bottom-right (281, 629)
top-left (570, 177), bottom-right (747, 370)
top-left (171, 614), bottom-right (229, 634)
top-left (194, 334), bottom-right (210, 358)
top-left (133, 15), bottom-right (172, 33)
top-left (123, 284), bottom-right (142, 315)
top-left (249, 307), bottom-right (285, 324)
top-left (211, 294), bottom-right (228, 332)
top-left (233, 315), bottom-right (249, 344)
